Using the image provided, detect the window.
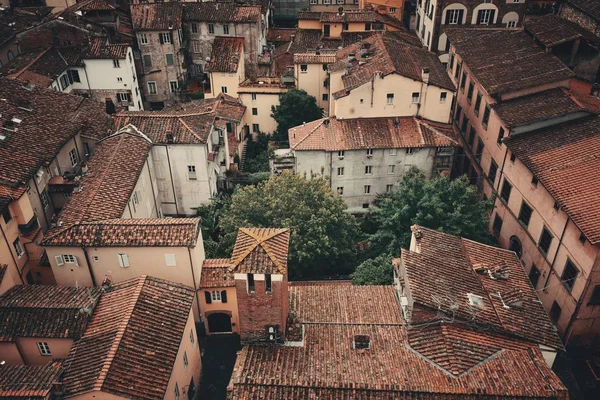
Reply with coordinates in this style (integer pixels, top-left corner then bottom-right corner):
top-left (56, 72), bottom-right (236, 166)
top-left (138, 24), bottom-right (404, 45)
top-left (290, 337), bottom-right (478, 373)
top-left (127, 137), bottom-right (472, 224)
top-left (324, 0), bottom-right (331, 4)
top-left (445, 9), bottom-right (464, 24)
top-left (208, 23), bottom-right (215, 34)
top-left (221, 86), bottom-right (228, 94)
top-left (386, 184), bottom-right (394, 192)
top-left (553, 201), bottom-right (560, 211)
top-left (322, 93), bottom-right (328, 101)
top-left (40, 191), bottom-right (50, 210)
top-left (192, 41), bottom-right (201, 54)
top-left (148, 82), bottom-right (157, 94)
top-left (59, 74), bottom-right (70, 91)
top-left (252, 123), bottom-right (260, 133)
top-left (474, 93), bottom-right (482, 116)
top-left (460, 71), bottom-right (466, 91)
top-left (117, 93), bottom-right (131, 103)
top-left (477, 9), bottom-right (496, 25)
top-left (366, 148), bottom-right (373, 156)
top-left (338, 150), bottom-right (345, 159)
top-left (531, 176), bottom-right (539, 187)
top-left (174, 383), bottom-right (180, 400)
top-left (365, 22), bottom-right (371, 30)
top-left (509, 236), bottom-right (523, 258)
top-left (165, 53), bottom-right (174, 65)
top-left (37, 342), bottom-right (51, 356)
top-left (411, 92), bottom-right (420, 103)
top-left (528, 264), bottom-right (541, 288)
top-left (364, 185), bottom-right (371, 194)
top-left (468, 127), bottom-right (476, 148)
top-left (550, 301), bottom-right (561, 322)
top-left (468, 293), bottom-right (484, 307)
top-left (165, 254), bottom-right (176, 267)
top-left (68, 69), bottom-right (80, 83)
top-left (354, 335), bottom-right (370, 349)
top-left (482, 105), bottom-right (491, 128)
top-left (386, 93), bottom-right (394, 104)
top-left (92, 255), bottom-right (99, 262)
top-left (160, 32), bottom-right (172, 44)
top-left (589, 285), bottom-right (600, 305)
top-left (113, 59), bottom-right (120, 68)
top-left (500, 179), bottom-right (512, 203)
top-left (510, 153), bottom-right (516, 163)
top-left (562, 260), bottom-right (578, 292)
top-left (440, 92), bottom-right (447, 103)
top-left (118, 253), bottom-right (130, 268)
top-left (342, 22), bottom-right (349, 30)
top-left (389, 149), bottom-right (397, 156)
top-left (461, 116), bottom-right (469, 135)
top-left (191, 23), bottom-right (198, 33)
top-left (251, 93), bottom-right (257, 101)
top-left (538, 227), bottom-right (553, 255)
top-left (300, 64), bottom-right (308, 73)
top-left (455, 61), bottom-right (462, 80)
top-left (518, 202), bottom-right (533, 227)
top-left (64, 255), bottom-right (77, 265)
top-left (337, 0), bottom-right (344, 4)
top-left (143, 54), bottom-right (152, 67)
top-left (362, 203), bottom-right (369, 209)
top-left (310, 0), bottom-right (317, 3)
top-left (187, 165), bottom-right (197, 180)
top-left (252, 108), bottom-right (258, 116)
top-left (467, 82), bottom-right (474, 103)
top-left (497, 127), bottom-right (505, 145)
top-left (475, 138), bottom-right (484, 161)
top-left (183, 351), bottom-right (189, 370)
top-left (211, 290), bottom-right (222, 302)
top-left (116, 77), bottom-right (123, 82)
top-left (13, 238), bottom-right (23, 258)
top-left (247, 273), bottom-right (255, 292)
top-left (170, 81), bottom-right (178, 93)
top-left (223, 24), bottom-right (229, 35)
top-left (365, 166), bottom-right (372, 175)
top-left (492, 214), bottom-right (503, 236)
top-left (337, 167), bottom-right (344, 176)
top-left (406, 148), bottom-right (414, 155)
top-left (138, 33), bottom-right (148, 45)
top-left (337, 187), bottom-right (344, 195)
top-left (388, 165), bottom-right (395, 174)
top-left (488, 159), bottom-right (498, 183)
top-left (190, 330), bottom-right (195, 344)
top-left (265, 274), bottom-right (272, 292)
top-left (2, 207), bottom-right (11, 224)
top-left (579, 233), bottom-right (586, 244)
top-left (507, 20), bottom-right (517, 28)
top-left (390, 7), bottom-right (396, 13)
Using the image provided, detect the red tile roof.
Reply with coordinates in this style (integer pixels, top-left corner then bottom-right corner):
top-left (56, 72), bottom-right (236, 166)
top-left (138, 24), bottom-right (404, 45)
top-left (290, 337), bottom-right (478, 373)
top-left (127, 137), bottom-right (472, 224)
top-left (566, 0), bottom-right (600, 21)
top-left (130, 3), bottom-right (182, 31)
top-left (43, 218), bottom-right (201, 247)
top-left (0, 285), bottom-right (101, 341)
top-left (524, 14), bottom-right (582, 47)
top-left (84, 37), bottom-right (129, 59)
top-left (231, 228), bottom-right (290, 274)
top-left (266, 27), bottom-right (297, 43)
top-left (183, 3), bottom-right (261, 22)
top-left (0, 362), bottom-right (63, 399)
top-left (293, 53), bottom-right (337, 64)
top-left (505, 115), bottom-right (600, 244)
top-left (63, 276), bottom-right (195, 399)
top-left (289, 117), bottom-right (457, 151)
top-left (299, 9), bottom-right (403, 29)
top-left (400, 226), bottom-right (563, 349)
top-left (205, 36), bottom-right (244, 73)
top-left (228, 283), bottom-right (568, 399)
top-left (200, 258), bottom-right (234, 288)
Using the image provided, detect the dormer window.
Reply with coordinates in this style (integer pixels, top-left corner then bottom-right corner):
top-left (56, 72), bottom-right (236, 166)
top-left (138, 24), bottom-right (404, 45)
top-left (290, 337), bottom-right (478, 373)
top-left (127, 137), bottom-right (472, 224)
top-left (353, 335), bottom-right (370, 349)
top-left (467, 293), bottom-right (484, 307)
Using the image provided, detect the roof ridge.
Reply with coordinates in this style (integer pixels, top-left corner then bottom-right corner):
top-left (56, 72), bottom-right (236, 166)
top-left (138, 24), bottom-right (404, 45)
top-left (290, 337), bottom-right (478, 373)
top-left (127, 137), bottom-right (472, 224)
top-left (290, 119), bottom-right (325, 150)
top-left (233, 228), bottom-right (287, 269)
top-left (177, 116), bottom-right (203, 142)
top-left (12, 46), bottom-right (53, 79)
top-left (95, 276), bottom-right (146, 391)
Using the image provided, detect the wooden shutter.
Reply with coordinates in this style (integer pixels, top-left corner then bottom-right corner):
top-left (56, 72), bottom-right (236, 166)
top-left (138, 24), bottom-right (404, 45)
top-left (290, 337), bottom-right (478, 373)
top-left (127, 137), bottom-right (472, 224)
top-left (169, 32), bottom-right (174, 44)
top-left (205, 291), bottom-right (212, 304)
top-left (159, 33), bottom-right (164, 44)
top-left (489, 10), bottom-right (496, 24)
top-left (221, 290), bottom-right (227, 303)
top-left (457, 10), bottom-right (464, 24)
top-left (477, 10), bottom-right (483, 24)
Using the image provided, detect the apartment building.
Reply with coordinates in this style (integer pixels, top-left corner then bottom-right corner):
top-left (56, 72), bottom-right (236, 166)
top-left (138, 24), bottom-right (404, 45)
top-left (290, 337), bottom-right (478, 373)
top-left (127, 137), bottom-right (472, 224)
top-left (228, 226), bottom-right (567, 398)
top-left (238, 77), bottom-right (291, 134)
top-left (309, 0), bottom-right (359, 13)
top-left (205, 36), bottom-right (246, 99)
top-left (328, 32), bottom-right (455, 122)
top-left (294, 53), bottom-right (337, 111)
top-left (132, 3), bottom-right (186, 110)
top-left (298, 9), bottom-right (403, 39)
top-left (289, 116), bottom-right (457, 212)
top-left (112, 96), bottom-right (247, 214)
top-left (447, 28), bottom-right (600, 346)
top-left (359, 0), bottom-right (404, 20)
top-left (0, 78), bottom-right (110, 289)
top-left (415, 0), bottom-right (527, 63)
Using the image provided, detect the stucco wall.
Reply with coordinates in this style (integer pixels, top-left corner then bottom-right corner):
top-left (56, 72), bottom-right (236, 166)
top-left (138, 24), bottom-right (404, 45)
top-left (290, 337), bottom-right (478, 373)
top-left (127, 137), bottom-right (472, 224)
top-left (199, 287), bottom-right (240, 334)
top-left (296, 62), bottom-right (330, 111)
top-left (17, 337), bottom-right (74, 366)
top-left (0, 343), bottom-right (23, 364)
top-left (120, 158), bottom-right (160, 219)
top-left (239, 89), bottom-right (284, 134)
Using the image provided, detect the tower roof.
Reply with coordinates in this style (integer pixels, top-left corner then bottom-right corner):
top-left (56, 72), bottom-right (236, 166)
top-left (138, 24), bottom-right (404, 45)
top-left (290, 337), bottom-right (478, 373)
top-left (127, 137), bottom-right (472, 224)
top-left (231, 228), bottom-right (290, 274)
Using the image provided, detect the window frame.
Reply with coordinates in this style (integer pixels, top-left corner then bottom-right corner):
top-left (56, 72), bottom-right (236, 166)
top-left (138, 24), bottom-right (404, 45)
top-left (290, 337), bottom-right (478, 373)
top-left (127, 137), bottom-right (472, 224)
top-left (13, 238), bottom-right (24, 258)
top-left (538, 227), bottom-right (553, 255)
top-left (37, 342), bottom-right (51, 356)
top-left (208, 24), bottom-right (215, 34)
top-left (561, 259), bottom-right (578, 292)
top-left (386, 93), bottom-right (394, 104)
top-left (518, 201), bottom-right (533, 227)
top-left (147, 81), bottom-right (158, 95)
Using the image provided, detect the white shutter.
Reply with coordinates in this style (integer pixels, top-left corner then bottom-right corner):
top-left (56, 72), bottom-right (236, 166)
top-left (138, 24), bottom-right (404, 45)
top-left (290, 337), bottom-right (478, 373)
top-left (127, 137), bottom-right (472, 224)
top-left (54, 255), bottom-right (64, 266)
top-left (73, 256), bottom-right (79, 267)
top-left (165, 254), bottom-right (176, 267)
top-left (118, 253), bottom-right (130, 268)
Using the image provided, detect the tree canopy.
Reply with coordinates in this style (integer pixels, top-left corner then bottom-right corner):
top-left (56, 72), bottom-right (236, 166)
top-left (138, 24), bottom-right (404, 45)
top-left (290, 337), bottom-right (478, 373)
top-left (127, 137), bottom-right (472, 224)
top-left (366, 168), bottom-right (493, 257)
top-left (271, 89), bottom-right (322, 144)
top-left (218, 172), bottom-right (360, 279)
top-left (351, 253), bottom-right (394, 285)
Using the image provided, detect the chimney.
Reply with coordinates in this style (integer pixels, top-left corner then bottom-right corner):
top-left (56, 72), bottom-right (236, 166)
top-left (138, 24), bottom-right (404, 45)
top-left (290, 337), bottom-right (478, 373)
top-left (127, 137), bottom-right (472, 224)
top-left (421, 67), bottom-right (430, 84)
top-left (393, 117), bottom-right (399, 129)
top-left (410, 225), bottom-right (423, 253)
top-left (323, 118), bottom-right (330, 126)
top-left (338, 7), bottom-right (344, 16)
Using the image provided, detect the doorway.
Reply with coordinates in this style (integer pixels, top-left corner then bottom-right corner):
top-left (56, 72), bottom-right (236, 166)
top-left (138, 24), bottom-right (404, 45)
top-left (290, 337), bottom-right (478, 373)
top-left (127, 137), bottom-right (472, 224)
top-left (207, 313), bottom-right (232, 333)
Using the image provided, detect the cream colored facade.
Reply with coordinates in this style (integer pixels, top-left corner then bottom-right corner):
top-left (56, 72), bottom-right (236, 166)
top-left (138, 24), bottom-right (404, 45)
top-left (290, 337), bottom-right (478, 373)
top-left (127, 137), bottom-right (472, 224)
top-left (298, 18), bottom-right (400, 39)
top-left (199, 287), bottom-right (240, 334)
top-left (309, 0), bottom-right (359, 13)
top-left (207, 46), bottom-right (245, 99)
top-left (329, 70), bottom-right (453, 123)
top-left (0, 338), bottom-right (73, 365)
top-left (295, 57), bottom-right (333, 112)
top-left (359, 0), bottom-right (404, 19)
top-left (239, 80), bottom-right (290, 134)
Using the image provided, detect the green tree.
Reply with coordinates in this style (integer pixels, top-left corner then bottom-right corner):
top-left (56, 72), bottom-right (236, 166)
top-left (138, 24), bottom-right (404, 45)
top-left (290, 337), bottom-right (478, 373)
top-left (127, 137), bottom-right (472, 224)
top-left (271, 89), bottom-right (322, 144)
top-left (243, 132), bottom-right (271, 173)
top-left (194, 195), bottom-right (231, 259)
top-left (368, 167), bottom-right (493, 256)
top-left (219, 172), bottom-right (360, 279)
top-left (351, 253), bottom-right (394, 285)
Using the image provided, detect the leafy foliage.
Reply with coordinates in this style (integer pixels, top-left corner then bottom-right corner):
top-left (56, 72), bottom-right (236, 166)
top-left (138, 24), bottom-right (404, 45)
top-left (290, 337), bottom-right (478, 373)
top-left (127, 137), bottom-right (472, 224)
top-left (243, 132), bottom-right (271, 173)
top-left (351, 253), bottom-right (394, 285)
top-left (194, 195), bottom-right (231, 259)
top-left (367, 168), bottom-right (493, 256)
top-left (271, 89), bottom-right (322, 144)
top-left (219, 172), bottom-right (360, 279)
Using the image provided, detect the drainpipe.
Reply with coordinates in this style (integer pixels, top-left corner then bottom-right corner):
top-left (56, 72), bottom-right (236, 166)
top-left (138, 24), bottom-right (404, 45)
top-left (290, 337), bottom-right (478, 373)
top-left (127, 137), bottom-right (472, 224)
top-left (146, 158), bottom-right (159, 216)
top-left (0, 221), bottom-right (25, 284)
top-left (564, 269), bottom-right (595, 345)
top-left (81, 247), bottom-right (98, 287)
top-left (14, 340), bottom-right (27, 364)
top-left (188, 247), bottom-right (202, 322)
top-left (165, 145), bottom-right (180, 216)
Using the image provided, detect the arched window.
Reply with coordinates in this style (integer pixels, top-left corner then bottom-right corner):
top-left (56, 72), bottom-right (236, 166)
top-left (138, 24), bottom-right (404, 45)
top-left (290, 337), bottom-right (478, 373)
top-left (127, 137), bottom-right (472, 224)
top-left (502, 12), bottom-right (519, 28)
top-left (472, 4), bottom-right (499, 25)
top-left (442, 3), bottom-right (468, 25)
top-left (509, 236), bottom-right (523, 258)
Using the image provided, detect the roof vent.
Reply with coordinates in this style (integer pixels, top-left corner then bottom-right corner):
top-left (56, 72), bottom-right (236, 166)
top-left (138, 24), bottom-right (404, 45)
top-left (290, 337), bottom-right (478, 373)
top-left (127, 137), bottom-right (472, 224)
top-left (353, 335), bottom-right (370, 349)
top-left (2, 119), bottom-right (17, 132)
top-left (17, 99), bottom-right (32, 111)
top-left (323, 118), bottom-right (330, 126)
top-left (166, 133), bottom-right (175, 144)
top-left (338, 7), bottom-right (344, 16)
top-left (467, 293), bottom-right (484, 307)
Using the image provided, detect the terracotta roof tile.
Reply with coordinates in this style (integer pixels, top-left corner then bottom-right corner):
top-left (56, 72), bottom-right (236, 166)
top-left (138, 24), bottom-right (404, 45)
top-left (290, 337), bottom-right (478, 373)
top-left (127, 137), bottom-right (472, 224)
top-left (183, 3), bottom-right (261, 22)
top-left (130, 3), bottom-right (182, 31)
top-left (205, 36), bottom-right (244, 73)
top-left (0, 362), bottom-right (63, 399)
top-left (231, 228), bottom-right (290, 274)
top-left (293, 53), bottom-right (337, 64)
top-left (63, 276), bottom-right (195, 399)
top-left (289, 117), bottom-right (457, 151)
top-left (446, 29), bottom-right (574, 95)
top-left (266, 27), bottom-right (297, 43)
top-left (0, 285), bottom-right (101, 341)
top-left (504, 115), bottom-right (600, 244)
top-left (200, 258), bottom-right (234, 288)
top-left (84, 37), bottom-right (129, 59)
top-left (566, 0), bottom-right (600, 21)
top-left (43, 218), bottom-right (200, 247)
top-left (524, 14), bottom-right (582, 47)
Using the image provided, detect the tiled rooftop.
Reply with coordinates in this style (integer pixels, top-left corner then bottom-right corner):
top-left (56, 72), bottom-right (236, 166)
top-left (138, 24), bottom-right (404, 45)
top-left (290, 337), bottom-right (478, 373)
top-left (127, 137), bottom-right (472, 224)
top-left (183, 3), bottom-right (261, 22)
top-left (400, 226), bottom-right (563, 349)
top-left (1, 46), bottom-right (85, 85)
top-left (205, 36), bottom-right (244, 73)
top-left (43, 218), bottom-right (201, 247)
top-left (446, 29), bottom-right (573, 96)
top-left (505, 115), bottom-right (600, 244)
top-left (524, 14), bottom-right (582, 47)
top-left (266, 27), bottom-right (297, 43)
top-left (200, 258), bottom-right (234, 288)
top-left (293, 53), bottom-right (337, 64)
top-left (130, 3), bottom-right (182, 31)
top-left (84, 37), bottom-right (129, 59)
top-left (330, 32), bottom-right (454, 97)
top-left (298, 9), bottom-right (403, 29)
top-left (289, 117), bottom-right (457, 151)
top-left (0, 285), bottom-right (101, 341)
top-left (566, 0), bottom-right (600, 21)
top-left (0, 362), bottom-right (63, 399)
top-left (231, 228), bottom-right (290, 274)
top-left (63, 276), bottom-right (195, 399)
